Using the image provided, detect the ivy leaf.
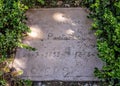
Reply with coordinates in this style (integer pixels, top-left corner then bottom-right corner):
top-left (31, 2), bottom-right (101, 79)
top-left (37, 0), bottom-right (45, 5)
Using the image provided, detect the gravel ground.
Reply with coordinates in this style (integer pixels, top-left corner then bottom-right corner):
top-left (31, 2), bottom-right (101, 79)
top-left (35, 0), bottom-right (83, 8)
top-left (33, 81), bottom-right (103, 86)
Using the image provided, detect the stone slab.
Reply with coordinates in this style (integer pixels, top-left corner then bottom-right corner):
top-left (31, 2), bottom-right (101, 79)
top-left (13, 8), bottom-right (103, 81)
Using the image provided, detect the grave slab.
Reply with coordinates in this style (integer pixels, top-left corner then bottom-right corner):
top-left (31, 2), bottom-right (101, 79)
top-left (13, 8), bottom-right (103, 81)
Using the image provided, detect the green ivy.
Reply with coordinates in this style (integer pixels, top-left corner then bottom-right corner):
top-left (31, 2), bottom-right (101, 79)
top-left (20, 0), bottom-right (45, 7)
top-left (0, 0), bottom-right (30, 58)
top-left (0, 0), bottom-right (36, 86)
top-left (83, 0), bottom-right (120, 85)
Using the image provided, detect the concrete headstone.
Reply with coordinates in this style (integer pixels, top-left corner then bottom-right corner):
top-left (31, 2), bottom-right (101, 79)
top-left (13, 8), bottom-right (103, 81)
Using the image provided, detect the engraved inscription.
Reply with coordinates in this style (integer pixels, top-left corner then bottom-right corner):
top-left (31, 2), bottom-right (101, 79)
top-left (48, 33), bottom-right (53, 39)
top-left (65, 47), bottom-right (71, 55)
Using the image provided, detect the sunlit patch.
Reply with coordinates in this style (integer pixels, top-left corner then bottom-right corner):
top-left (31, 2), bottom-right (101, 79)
top-left (13, 58), bottom-right (26, 69)
top-left (28, 31), bottom-right (37, 37)
top-left (53, 12), bottom-right (77, 26)
top-left (53, 12), bottom-right (68, 22)
top-left (73, 36), bottom-right (78, 39)
top-left (28, 25), bottom-right (43, 39)
top-left (71, 22), bottom-right (76, 26)
top-left (66, 29), bottom-right (75, 35)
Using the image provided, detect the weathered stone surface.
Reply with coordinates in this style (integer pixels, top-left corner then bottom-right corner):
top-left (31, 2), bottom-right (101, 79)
top-left (13, 8), bottom-right (103, 81)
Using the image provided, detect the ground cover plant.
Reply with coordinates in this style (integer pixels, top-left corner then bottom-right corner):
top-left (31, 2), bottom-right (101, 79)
top-left (0, 0), bottom-right (35, 85)
top-left (21, 0), bottom-right (82, 8)
top-left (82, 0), bottom-right (120, 85)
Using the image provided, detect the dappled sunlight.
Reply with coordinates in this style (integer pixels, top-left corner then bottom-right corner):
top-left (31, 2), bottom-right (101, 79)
top-left (71, 22), bottom-right (76, 26)
top-left (66, 29), bottom-right (79, 40)
top-left (66, 29), bottom-right (75, 35)
top-left (53, 12), bottom-right (68, 22)
top-left (13, 58), bottom-right (26, 70)
top-left (53, 12), bottom-right (76, 26)
top-left (28, 25), bottom-right (43, 39)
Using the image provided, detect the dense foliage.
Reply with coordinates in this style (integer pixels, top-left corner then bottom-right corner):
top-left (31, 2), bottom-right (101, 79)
top-left (0, 0), bottom-right (30, 58)
top-left (83, 0), bottom-right (120, 85)
top-left (21, 0), bottom-right (82, 8)
top-left (20, 0), bottom-right (45, 7)
top-left (0, 0), bottom-right (34, 85)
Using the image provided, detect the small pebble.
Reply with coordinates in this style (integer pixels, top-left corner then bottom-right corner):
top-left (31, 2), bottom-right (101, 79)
top-left (57, 1), bottom-right (63, 6)
top-left (64, 4), bottom-right (70, 7)
top-left (84, 83), bottom-right (89, 86)
top-left (41, 84), bottom-right (46, 86)
top-left (93, 84), bottom-right (98, 86)
top-left (33, 82), bottom-right (42, 86)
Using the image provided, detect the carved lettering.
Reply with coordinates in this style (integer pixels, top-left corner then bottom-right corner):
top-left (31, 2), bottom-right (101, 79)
top-left (48, 33), bottom-right (53, 39)
top-left (65, 47), bottom-right (71, 55)
top-left (75, 52), bottom-right (82, 58)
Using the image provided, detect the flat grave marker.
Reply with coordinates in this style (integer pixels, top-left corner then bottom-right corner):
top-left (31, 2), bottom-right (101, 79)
top-left (13, 8), bottom-right (103, 81)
